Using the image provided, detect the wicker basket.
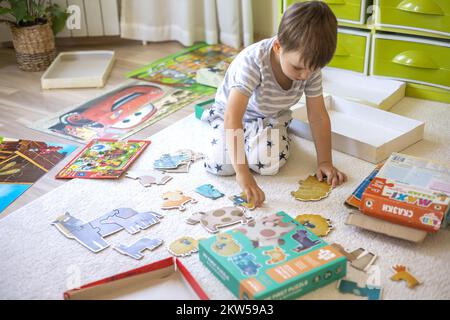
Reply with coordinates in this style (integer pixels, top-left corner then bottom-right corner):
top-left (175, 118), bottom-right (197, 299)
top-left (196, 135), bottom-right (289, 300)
top-left (9, 21), bottom-right (57, 72)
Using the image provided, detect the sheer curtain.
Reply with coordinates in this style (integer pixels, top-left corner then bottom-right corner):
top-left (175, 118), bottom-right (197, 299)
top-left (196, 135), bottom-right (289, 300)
top-left (120, 0), bottom-right (254, 48)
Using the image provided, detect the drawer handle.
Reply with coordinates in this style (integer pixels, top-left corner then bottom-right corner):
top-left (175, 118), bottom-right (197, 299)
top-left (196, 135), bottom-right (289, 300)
top-left (396, 0), bottom-right (444, 16)
top-left (392, 50), bottom-right (439, 70)
top-left (323, 0), bottom-right (346, 4)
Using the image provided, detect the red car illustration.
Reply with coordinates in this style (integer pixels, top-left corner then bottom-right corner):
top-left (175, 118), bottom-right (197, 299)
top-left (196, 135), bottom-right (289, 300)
top-left (57, 84), bottom-right (165, 130)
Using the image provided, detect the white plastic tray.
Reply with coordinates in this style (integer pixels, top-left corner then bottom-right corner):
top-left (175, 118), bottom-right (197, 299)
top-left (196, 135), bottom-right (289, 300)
top-left (290, 95), bottom-right (425, 163)
top-left (41, 50), bottom-right (115, 89)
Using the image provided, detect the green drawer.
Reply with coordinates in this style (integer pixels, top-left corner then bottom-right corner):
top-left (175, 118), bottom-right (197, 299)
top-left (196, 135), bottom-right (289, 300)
top-left (378, 0), bottom-right (450, 37)
top-left (372, 35), bottom-right (450, 89)
top-left (328, 29), bottom-right (370, 74)
top-left (285, 0), bottom-right (366, 24)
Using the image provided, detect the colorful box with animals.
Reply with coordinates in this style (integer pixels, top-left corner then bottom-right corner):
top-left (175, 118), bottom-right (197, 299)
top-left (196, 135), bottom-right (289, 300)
top-left (199, 212), bottom-right (347, 300)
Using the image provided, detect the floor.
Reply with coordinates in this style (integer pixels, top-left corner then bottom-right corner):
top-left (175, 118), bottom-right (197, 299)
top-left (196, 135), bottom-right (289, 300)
top-left (0, 39), bottom-right (206, 218)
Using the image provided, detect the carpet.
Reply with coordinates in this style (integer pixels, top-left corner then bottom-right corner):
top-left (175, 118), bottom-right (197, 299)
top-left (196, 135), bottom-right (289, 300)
top-left (0, 97), bottom-right (449, 300)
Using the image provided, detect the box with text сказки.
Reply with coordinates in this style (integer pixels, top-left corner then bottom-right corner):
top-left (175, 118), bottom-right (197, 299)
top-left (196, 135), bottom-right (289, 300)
top-left (199, 212), bottom-right (347, 300)
top-left (360, 153), bottom-right (450, 232)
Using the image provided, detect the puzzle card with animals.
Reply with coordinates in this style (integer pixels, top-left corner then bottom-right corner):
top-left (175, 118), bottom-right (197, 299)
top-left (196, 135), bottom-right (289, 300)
top-left (56, 139), bottom-right (149, 179)
top-left (199, 212), bottom-right (347, 300)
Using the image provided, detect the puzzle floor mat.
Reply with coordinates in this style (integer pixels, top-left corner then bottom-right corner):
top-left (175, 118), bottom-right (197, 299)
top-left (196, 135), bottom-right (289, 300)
top-left (1, 97), bottom-right (449, 299)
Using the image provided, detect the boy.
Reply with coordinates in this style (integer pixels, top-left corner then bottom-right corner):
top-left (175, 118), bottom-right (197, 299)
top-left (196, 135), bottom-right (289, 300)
top-left (202, 1), bottom-right (346, 208)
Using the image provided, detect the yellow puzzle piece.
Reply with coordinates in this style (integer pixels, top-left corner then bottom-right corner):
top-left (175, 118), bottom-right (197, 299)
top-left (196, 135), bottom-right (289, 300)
top-left (291, 175), bottom-right (332, 201)
top-left (295, 214), bottom-right (333, 237)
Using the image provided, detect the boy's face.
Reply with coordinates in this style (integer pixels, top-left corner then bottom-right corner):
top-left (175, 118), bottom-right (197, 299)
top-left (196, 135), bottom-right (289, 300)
top-left (274, 40), bottom-right (315, 81)
top-left (280, 50), bottom-right (314, 81)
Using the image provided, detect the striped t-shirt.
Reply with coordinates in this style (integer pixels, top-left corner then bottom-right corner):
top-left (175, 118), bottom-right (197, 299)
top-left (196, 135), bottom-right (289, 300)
top-left (209, 36), bottom-right (323, 123)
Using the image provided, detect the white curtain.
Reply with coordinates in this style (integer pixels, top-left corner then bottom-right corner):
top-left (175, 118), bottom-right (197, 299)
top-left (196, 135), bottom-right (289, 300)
top-left (120, 0), bottom-right (254, 48)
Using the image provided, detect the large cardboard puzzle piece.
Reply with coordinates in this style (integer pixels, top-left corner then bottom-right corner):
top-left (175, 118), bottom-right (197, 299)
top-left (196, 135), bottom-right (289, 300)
top-left (294, 214), bottom-right (334, 237)
top-left (114, 237), bottom-right (163, 260)
top-left (234, 213), bottom-right (297, 248)
top-left (168, 236), bottom-right (199, 257)
top-left (161, 190), bottom-right (197, 211)
top-left (195, 184), bottom-right (224, 200)
top-left (52, 212), bottom-right (110, 253)
top-left (186, 206), bottom-right (252, 233)
top-left (52, 208), bottom-right (163, 253)
top-left (391, 265), bottom-right (421, 288)
top-left (154, 149), bottom-right (204, 172)
top-left (126, 170), bottom-right (172, 187)
top-left (291, 175), bottom-right (332, 201)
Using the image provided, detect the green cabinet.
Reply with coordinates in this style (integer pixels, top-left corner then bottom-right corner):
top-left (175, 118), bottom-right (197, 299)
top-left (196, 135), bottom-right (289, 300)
top-left (371, 34), bottom-right (450, 90)
top-left (376, 0), bottom-right (450, 37)
top-left (285, 0), bottom-right (369, 24)
top-left (328, 29), bottom-right (370, 74)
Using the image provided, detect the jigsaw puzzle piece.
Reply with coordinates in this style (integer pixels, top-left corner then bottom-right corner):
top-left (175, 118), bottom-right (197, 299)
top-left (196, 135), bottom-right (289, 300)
top-left (186, 206), bottom-right (251, 233)
top-left (100, 208), bottom-right (163, 234)
top-left (291, 175), bottom-right (332, 201)
top-left (168, 236), bottom-right (199, 257)
top-left (161, 191), bottom-right (197, 211)
top-left (195, 184), bottom-right (224, 200)
top-left (229, 192), bottom-right (255, 210)
top-left (162, 161), bottom-right (191, 173)
top-left (294, 214), bottom-right (333, 237)
top-left (126, 170), bottom-right (172, 187)
top-left (52, 212), bottom-right (110, 253)
top-left (114, 237), bottom-right (163, 260)
top-left (391, 265), bottom-right (420, 288)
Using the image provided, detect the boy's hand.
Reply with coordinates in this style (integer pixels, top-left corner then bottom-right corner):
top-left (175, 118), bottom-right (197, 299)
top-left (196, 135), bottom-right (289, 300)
top-left (316, 161), bottom-right (347, 187)
top-left (236, 171), bottom-right (265, 208)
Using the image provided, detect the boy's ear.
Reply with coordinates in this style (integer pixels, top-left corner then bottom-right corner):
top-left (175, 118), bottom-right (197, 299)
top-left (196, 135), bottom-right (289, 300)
top-left (273, 39), bottom-right (281, 54)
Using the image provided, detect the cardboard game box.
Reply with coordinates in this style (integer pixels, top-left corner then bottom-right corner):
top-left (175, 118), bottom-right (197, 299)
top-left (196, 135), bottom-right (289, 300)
top-left (64, 257), bottom-right (208, 300)
top-left (199, 212), bottom-right (347, 300)
top-left (360, 153), bottom-right (450, 232)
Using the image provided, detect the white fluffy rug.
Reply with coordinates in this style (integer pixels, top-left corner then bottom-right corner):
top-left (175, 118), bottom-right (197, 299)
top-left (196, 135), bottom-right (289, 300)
top-left (0, 97), bottom-right (449, 300)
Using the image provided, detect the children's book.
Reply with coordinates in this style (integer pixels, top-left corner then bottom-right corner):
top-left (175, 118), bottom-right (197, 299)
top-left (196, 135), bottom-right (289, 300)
top-left (0, 137), bottom-right (77, 214)
top-left (127, 43), bottom-right (239, 95)
top-left (56, 139), bottom-right (149, 179)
